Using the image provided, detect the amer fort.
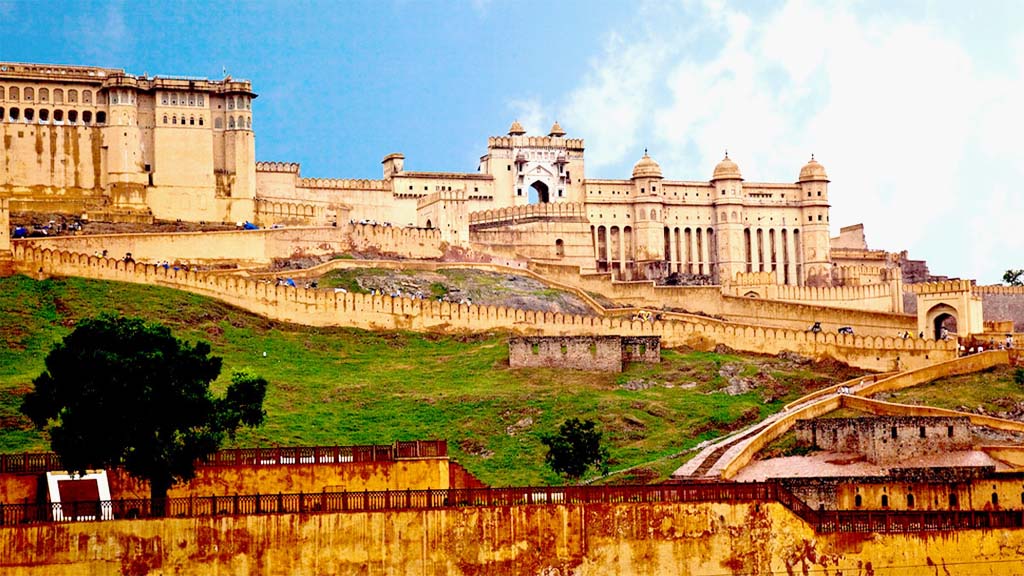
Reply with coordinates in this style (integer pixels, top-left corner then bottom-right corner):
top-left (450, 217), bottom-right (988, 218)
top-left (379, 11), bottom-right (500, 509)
top-left (3, 61), bottom-right (1024, 575)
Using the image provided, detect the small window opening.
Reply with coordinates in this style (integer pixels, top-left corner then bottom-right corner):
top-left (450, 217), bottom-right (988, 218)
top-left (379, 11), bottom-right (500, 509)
top-left (947, 425), bottom-right (954, 437)
top-left (881, 495), bottom-right (889, 508)
top-left (891, 426), bottom-right (897, 439)
top-left (907, 494), bottom-right (915, 508)
top-left (919, 426), bottom-right (926, 438)
top-left (854, 494), bottom-right (862, 507)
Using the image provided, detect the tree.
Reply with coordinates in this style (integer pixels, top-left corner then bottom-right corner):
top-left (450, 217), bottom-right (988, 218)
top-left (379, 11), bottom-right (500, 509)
top-left (540, 418), bottom-right (609, 481)
top-left (1004, 269), bottom-right (1024, 286)
top-left (21, 314), bottom-right (268, 511)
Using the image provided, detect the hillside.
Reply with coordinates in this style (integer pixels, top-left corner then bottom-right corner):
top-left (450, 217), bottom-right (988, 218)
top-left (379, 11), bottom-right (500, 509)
top-left (0, 274), bottom-right (866, 486)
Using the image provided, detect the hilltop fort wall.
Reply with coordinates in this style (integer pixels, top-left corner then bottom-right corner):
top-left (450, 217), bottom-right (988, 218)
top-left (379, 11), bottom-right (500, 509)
top-left (14, 223), bottom-right (444, 265)
top-left (528, 261), bottom-right (917, 337)
top-left (11, 247), bottom-right (957, 371)
top-left (4, 499), bottom-right (1024, 575)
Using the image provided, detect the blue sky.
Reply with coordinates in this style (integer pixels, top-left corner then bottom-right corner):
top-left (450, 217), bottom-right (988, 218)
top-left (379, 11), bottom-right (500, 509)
top-left (1, 0), bottom-right (1021, 283)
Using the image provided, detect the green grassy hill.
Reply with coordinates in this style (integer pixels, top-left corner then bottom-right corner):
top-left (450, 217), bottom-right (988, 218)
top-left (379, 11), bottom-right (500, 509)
top-left (0, 274), bottom-right (865, 486)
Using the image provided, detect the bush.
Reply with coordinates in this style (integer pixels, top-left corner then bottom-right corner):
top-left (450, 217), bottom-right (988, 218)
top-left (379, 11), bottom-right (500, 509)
top-left (540, 418), bottom-right (609, 481)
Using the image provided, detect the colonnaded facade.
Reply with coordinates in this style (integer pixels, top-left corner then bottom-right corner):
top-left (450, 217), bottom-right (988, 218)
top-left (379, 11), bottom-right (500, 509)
top-left (2, 61), bottom-right (869, 286)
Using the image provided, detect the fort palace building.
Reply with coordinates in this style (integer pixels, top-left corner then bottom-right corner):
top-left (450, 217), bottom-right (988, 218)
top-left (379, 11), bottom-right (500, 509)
top-left (1, 62), bottom-right (879, 287)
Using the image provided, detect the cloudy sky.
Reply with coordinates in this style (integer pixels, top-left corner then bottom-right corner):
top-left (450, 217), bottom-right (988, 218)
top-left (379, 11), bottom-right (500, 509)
top-left (2, 0), bottom-right (1020, 282)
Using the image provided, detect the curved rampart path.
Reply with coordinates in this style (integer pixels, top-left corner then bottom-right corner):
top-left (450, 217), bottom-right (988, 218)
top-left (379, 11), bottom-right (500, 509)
top-left (11, 247), bottom-right (958, 372)
top-left (674, 351), bottom-right (1012, 481)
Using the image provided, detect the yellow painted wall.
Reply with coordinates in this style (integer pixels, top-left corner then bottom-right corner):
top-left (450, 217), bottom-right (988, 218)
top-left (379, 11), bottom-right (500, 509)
top-left (2, 501), bottom-right (1023, 575)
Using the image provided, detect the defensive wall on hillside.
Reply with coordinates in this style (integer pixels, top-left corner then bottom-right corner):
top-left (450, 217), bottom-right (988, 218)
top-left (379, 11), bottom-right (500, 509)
top-left (717, 351), bottom-right (1014, 479)
top-left (10, 246), bottom-right (957, 371)
top-left (4, 493), bottom-right (1024, 575)
top-left (724, 269), bottom-right (901, 313)
top-left (528, 261), bottom-right (919, 337)
top-left (13, 223), bottom-right (444, 265)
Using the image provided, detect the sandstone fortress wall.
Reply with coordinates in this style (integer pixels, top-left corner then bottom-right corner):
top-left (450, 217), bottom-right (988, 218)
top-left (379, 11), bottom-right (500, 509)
top-left (12, 246), bottom-right (957, 371)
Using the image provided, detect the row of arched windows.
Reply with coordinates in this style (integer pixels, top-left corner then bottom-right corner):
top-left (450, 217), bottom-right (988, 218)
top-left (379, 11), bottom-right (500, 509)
top-left (0, 86), bottom-right (99, 104)
top-left (163, 114), bottom-right (205, 127)
top-left (0, 107), bottom-right (106, 125)
top-left (853, 491), bottom-right (1016, 509)
top-left (159, 114), bottom-right (251, 130)
top-left (226, 95), bottom-right (251, 111)
top-left (160, 92), bottom-right (206, 107)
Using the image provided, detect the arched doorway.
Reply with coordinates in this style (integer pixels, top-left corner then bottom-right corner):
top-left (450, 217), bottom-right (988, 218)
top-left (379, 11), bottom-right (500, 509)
top-left (528, 181), bottom-right (550, 204)
top-left (926, 303), bottom-right (959, 340)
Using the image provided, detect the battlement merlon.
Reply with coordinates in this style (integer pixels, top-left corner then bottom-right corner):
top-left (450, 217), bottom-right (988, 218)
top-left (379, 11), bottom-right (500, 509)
top-left (0, 61), bottom-right (255, 95)
top-left (487, 135), bottom-right (585, 151)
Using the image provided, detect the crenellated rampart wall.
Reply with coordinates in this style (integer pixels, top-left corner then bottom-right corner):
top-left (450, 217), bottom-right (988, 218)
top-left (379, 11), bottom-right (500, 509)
top-left (12, 224), bottom-right (444, 265)
top-left (469, 202), bottom-right (586, 226)
top-left (11, 247), bottom-right (957, 371)
top-left (529, 261), bottom-right (917, 337)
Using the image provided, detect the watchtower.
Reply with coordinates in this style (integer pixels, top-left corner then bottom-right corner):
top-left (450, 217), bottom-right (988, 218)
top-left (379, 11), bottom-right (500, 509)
top-left (909, 280), bottom-right (984, 339)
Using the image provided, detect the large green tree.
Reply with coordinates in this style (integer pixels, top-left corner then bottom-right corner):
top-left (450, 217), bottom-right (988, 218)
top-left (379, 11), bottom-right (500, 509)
top-left (541, 418), bottom-right (609, 482)
top-left (21, 314), bottom-right (267, 509)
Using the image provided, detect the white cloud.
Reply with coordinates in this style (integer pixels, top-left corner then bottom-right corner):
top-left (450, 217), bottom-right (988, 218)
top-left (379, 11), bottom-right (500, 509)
top-left (530, 0), bottom-right (1024, 283)
top-left (507, 97), bottom-right (546, 137)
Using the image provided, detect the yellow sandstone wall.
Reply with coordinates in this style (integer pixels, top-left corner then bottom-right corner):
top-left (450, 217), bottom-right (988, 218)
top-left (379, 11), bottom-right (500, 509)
top-left (9, 246), bottom-right (957, 371)
top-left (1, 501), bottom-right (1023, 575)
top-left (0, 460), bottom-right (450, 505)
top-left (15, 223), bottom-right (443, 265)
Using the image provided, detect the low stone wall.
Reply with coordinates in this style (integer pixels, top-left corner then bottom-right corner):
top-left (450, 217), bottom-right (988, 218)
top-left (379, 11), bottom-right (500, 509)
top-left (794, 416), bottom-right (972, 464)
top-left (508, 335), bottom-right (660, 372)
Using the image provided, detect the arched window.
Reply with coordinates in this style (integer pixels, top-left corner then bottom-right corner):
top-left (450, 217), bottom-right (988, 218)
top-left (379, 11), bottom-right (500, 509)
top-left (82, 90), bottom-right (92, 103)
top-left (881, 495), bottom-right (889, 508)
top-left (172, 116), bottom-right (177, 125)
top-left (24, 87), bottom-right (34, 101)
top-left (197, 94), bottom-right (204, 106)
top-left (162, 115), bottom-right (168, 124)
top-left (161, 93), bottom-right (168, 105)
top-left (39, 88), bottom-right (48, 102)
top-left (227, 97), bottom-right (235, 110)
top-left (67, 110), bottom-right (77, 124)
top-left (68, 89), bottom-right (78, 103)
top-left (228, 116), bottom-right (235, 129)
top-left (9, 107), bottom-right (19, 121)
top-left (246, 116), bottom-right (251, 129)
top-left (39, 109), bottom-right (49, 122)
top-left (992, 492), bottom-right (999, 506)
top-left (53, 109), bottom-right (63, 123)
top-left (854, 494), bottom-right (862, 507)
top-left (906, 493), bottom-right (915, 508)
top-left (9, 87), bottom-right (18, 100)
top-left (54, 89), bottom-right (63, 104)
top-left (555, 239), bottom-right (564, 257)
top-left (95, 92), bottom-right (106, 105)
top-left (215, 117), bottom-right (223, 129)
top-left (180, 115), bottom-right (186, 125)
top-left (189, 116), bottom-right (195, 126)
top-left (0, 107), bottom-right (4, 121)
top-left (170, 93), bottom-right (178, 105)
top-left (198, 116), bottom-right (204, 126)
top-left (82, 110), bottom-right (92, 124)
top-left (0, 87), bottom-right (5, 100)
top-left (24, 108), bottom-right (34, 122)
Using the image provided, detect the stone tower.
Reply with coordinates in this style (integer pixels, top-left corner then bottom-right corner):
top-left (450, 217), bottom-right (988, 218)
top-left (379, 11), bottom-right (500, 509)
top-left (630, 152), bottom-right (666, 278)
top-left (711, 153), bottom-right (745, 284)
top-left (798, 156), bottom-right (832, 285)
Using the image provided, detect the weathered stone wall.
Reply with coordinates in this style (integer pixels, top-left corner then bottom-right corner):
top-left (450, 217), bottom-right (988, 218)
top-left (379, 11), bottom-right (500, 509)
top-left (0, 459), bottom-right (451, 505)
top-left (509, 336), bottom-right (624, 371)
top-left (794, 416), bottom-right (971, 464)
top-left (14, 222), bottom-right (444, 265)
top-left (979, 291), bottom-right (1024, 332)
top-left (4, 501), bottom-right (1024, 575)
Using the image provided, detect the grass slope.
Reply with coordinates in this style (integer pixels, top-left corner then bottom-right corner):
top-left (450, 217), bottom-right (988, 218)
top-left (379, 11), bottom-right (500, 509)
top-left (0, 275), bottom-right (863, 486)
